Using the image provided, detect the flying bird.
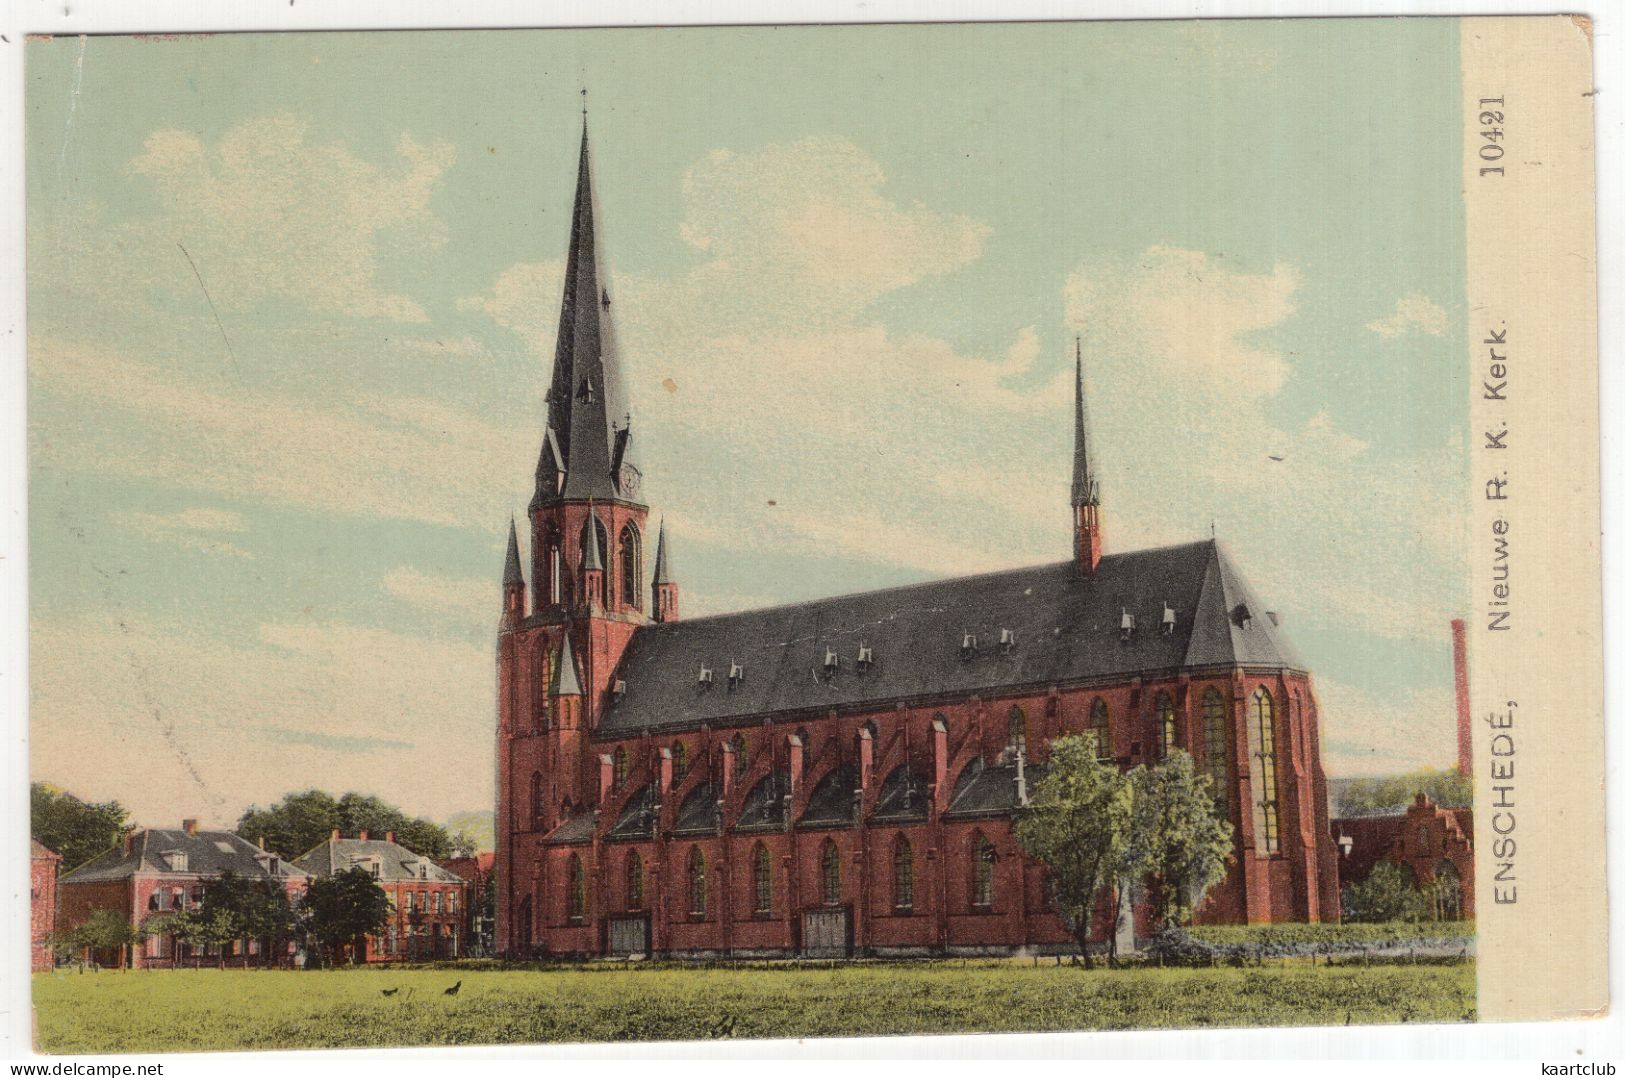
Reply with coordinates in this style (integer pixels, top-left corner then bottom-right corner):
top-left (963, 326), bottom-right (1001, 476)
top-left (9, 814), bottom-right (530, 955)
top-left (1267, 454), bottom-right (1286, 462)
top-left (444, 980), bottom-right (462, 997)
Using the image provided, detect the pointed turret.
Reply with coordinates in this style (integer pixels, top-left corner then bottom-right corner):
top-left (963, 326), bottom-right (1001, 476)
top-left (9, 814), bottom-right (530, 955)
top-left (554, 634), bottom-right (584, 697)
top-left (652, 521), bottom-right (679, 623)
top-left (1071, 338), bottom-right (1104, 573)
top-left (531, 118), bottom-right (642, 511)
top-left (501, 518), bottom-right (526, 627)
top-left (580, 507), bottom-right (605, 608)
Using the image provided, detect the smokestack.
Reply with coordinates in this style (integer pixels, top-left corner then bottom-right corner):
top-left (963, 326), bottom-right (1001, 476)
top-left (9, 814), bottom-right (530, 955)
top-left (182, 818), bottom-right (198, 836)
top-left (359, 830), bottom-right (369, 842)
top-left (1451, 618), bottom-right (1471, 776)
top-left (385, 831), bottom-right (395, 844)
top-left (331, 829), bottom-right (341, 842)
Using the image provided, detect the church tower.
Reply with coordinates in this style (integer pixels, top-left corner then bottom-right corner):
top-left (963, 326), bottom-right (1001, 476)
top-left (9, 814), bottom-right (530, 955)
top-left (1071, 338), bottom-right (1103, 573)
top-left (496, 115), bottom-right (660, 955)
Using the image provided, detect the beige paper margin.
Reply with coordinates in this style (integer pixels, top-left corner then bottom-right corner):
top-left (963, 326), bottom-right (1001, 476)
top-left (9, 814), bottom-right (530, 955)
top-left (1463, 14), bottom-right (1607, 1023)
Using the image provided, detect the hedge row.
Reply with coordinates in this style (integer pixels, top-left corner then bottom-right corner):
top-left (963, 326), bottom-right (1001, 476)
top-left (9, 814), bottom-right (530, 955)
top-left (1187, 921), bottom-right (1474, 949)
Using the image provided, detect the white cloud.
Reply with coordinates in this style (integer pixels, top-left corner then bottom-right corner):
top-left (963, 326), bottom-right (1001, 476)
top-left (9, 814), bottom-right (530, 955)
top-left (30, 613), bottom-right (494, 827)
top-left (1367, 293), bottom-right (1449, 339)
top-left (31, 339), bottom-right (534, 531)
top-left (114, 506), bottom-right (254, 559)
top-left (381, 566), bottom-right (496, 627)
top-left (108, 115), bottom-right (454, 322)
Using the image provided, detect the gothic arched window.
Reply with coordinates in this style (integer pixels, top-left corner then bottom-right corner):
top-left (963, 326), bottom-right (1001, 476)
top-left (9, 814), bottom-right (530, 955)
top-left (1202, 688), bottom-right (1229, 814)
top-left (893, 836), bottom-right (915, 913)
top-left (543, 526), bottom-right (563, 607)
top-left (1251, 687), bottom-right (1281, 855)
top-left (820, 838), bottom-right (841, 907)
top-left (529, 772), bottom-right (545, 828)
top-left (613, 746), bottom-right (629, 787)
top-left (688, 847), bottom-right (708, 918)
top-left (672, 740), bottom-right (688, 780)
top-left (972, 832), bottom-right (995, 910)
top-left (566, 854), bottom-right (586, 922)
top-left (732, 734), bottom-right (749, 777)
top-left (1089, 698), bottom-right (1111, 760)
top-left (752, 843), bottom-right (772, 915)
top-left (618, 523), bottom-right (642, 609)
top-left (626, 851), bottom-right (644, 911)
top-left (1156, 691), bottom-right (1177, 759)
top-left (1008, 706), bottom-right (1027, 757)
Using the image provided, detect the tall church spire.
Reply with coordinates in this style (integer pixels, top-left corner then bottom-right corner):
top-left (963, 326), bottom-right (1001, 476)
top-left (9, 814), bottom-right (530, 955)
top-left (533, 117), bottom-right (641, 511)
top-left (1070, 338), bottom-right (1099, 509)
top-left (1071, 337), bottom-right (1103, 573)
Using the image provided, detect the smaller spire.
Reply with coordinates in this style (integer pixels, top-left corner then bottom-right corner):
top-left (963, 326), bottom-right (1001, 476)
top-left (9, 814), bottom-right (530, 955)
top-left (503, 518), bottom-right (524, 587)
top-left (554, 634), bottom-right (583, 697)
top-left (581, 505), bottom-right (603, 571)
top-left (1071, 337), bottom-right (1100, 508)
top-left (652, 521), bottom-right (673, 585)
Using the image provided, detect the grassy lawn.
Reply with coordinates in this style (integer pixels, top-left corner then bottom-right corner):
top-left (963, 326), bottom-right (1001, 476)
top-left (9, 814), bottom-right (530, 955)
top-left (33, 959), bottom-right (1476, 1053)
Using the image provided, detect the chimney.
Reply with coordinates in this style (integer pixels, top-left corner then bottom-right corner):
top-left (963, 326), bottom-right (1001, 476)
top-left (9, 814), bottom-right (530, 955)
top-left (1452, 618), bottom-right (1472, 776)
top-left (123, 830), bottom-right (135, 856)
top-left (359, 830), bottom-right (369, 842)
top-left (331, 829), bottom-right (341, 842)
top-left (182, 818), bottom-right (198, 836)
top-left (258, 835), bottom-right (266, 850)
top-left (385, 831), bottom-right (395, 844)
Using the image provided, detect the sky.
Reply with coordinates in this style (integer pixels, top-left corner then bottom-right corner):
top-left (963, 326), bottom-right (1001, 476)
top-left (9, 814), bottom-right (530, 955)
top-left (26, 21), bottom-right (1470, 831)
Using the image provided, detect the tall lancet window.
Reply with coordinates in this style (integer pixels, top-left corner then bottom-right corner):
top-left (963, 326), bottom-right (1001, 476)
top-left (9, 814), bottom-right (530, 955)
top-left (543, 526), bottom-right (563, 606)
top-left (1089, 698), bottom-right (1111, 760)
top-left (820, 839), bottom-right (841, 907)
top-left (566, 854), bottom-right (586, 922)
top-left (618, 523), bottom-right (642, 609)
top-left (1202, 689), bottom-right (1230, 815)
top-left (1156, 692), bottom-right (1177, 759)
top-left (688, 847), bottom-right (708, 918)
top-left (1251, 688), bottom-right (1281, 855)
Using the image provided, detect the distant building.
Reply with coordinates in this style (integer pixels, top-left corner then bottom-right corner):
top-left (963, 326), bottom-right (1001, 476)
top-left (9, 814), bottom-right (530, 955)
top-left (59, 820), bottom-right (308, 968)
top-left (1333, 793), bottom-right (1474, 920)
top-left (442, 852), bottom-right (495, 956)
top-left (294, 832), bottom-right (468, 962)
top-left (31, 840), bottom-right (62, 972)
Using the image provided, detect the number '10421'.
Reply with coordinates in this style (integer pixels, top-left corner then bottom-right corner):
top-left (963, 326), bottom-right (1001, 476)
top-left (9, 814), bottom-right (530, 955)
top-left (1479, 97), bottom-right (1505, 177)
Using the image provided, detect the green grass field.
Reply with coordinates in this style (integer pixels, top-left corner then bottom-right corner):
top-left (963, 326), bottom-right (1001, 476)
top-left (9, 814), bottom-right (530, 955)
top-left (33, 959), bottom-right (1476, 1052)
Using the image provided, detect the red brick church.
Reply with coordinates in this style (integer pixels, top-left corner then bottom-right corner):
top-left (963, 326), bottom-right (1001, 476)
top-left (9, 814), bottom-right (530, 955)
top-left (494, 120), bottom-right (1340, 959)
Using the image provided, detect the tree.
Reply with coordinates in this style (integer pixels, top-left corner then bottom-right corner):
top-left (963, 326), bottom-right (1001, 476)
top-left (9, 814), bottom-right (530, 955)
top-left (237, 789), bottom-right (457, 860)
top-left (300, 867), bottom-right (392, 967)
top-left (1338, 768), bottom-right (1471, 816)
top-left (1127, 751), bottom-right (1234, 929)
top-left (68, 909), bottom-right (143, 970)
top-left (139, 908), bottom-right (199, 967)
top-left (1342, 860), bottom-right (1429, 923)
top-left (1013, 735), bottom-right (1131, 969)
top-left (31, 783), bottom-right (128, 872)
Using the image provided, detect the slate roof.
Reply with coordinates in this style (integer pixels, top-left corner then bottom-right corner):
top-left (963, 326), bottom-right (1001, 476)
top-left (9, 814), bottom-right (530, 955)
top-left (944, 759), bottom-right (1046, 819)
top-left (872, 765), bottom-right (931, 824)
top-left (532, 121), bottom-right (641, 509)
top-left (800, 765), bottom-right (858, 830)
top-left (598, 539), bottom-right (1301, 738)
top-left (671, 782), bottom-right (721, 837)
top-left (62, 828), bottom-right (308, 884)
top-left (293, 837), bottom-right (461, 883)
top-left (545, 813), bottom-right (597, 846)
top-left (734, 770), bottom-right (791, 833)
top-left (605, 784), bottom-right (659, 841)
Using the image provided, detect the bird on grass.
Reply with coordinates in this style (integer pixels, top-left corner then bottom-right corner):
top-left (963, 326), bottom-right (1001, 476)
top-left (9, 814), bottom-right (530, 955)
top-left (444, 980), bottom-right (462, 997)
top-left (380, 987), bottom-right (399, 997)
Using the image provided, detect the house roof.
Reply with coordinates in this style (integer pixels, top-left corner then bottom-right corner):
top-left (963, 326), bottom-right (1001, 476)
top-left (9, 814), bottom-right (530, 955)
top-left (32, 839), bottom-right (61, 862)
top-left (293, 837), bottom-right (461, 884)
top-left (597, 539), bottom-right (1301, 738)
top-left (62, 828), bottom-right (307, 884)
top-left (544, 813), bottom-right (598, 846)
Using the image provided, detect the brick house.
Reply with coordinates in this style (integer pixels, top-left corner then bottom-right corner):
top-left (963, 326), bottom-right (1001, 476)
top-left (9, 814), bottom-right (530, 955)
top-left (294, 832), bottom-right (468, 962)
top-left (490, 120), bottom-right (1340, 960)
top-left (1334, 793), bottom-right (1474, 919)
top-left (58, 820), bottom-right (308, 968)
top-left (442, 851), bottom-right (495, 956)
top-left (31, 840), bottom-right (62, 971)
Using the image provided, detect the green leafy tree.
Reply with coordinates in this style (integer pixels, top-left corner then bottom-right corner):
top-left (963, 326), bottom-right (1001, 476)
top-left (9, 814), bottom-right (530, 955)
top-left (1014, 735), bottom-right (1132, 969)
top-left (1128, 751), bottom-right (1235, 928)
top-left (31, 783), bottom-right (128, 872)
top-left (1342, 860), bottom-right (1429, 923)
top-left (237, 789), bottom-right (456, 860)
top-left (140, 908), bottom-right (199, 967)
top-left (300, 867), bottom-right (392, 967)
top-left (1338, 768), bottom-right (1471, 815)
top-left (68, 908), bottom-right (143, 969)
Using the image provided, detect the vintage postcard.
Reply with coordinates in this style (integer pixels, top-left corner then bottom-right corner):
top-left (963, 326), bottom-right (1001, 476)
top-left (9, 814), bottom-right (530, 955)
top-left (14, 13), bottom-right (1605, 1055)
